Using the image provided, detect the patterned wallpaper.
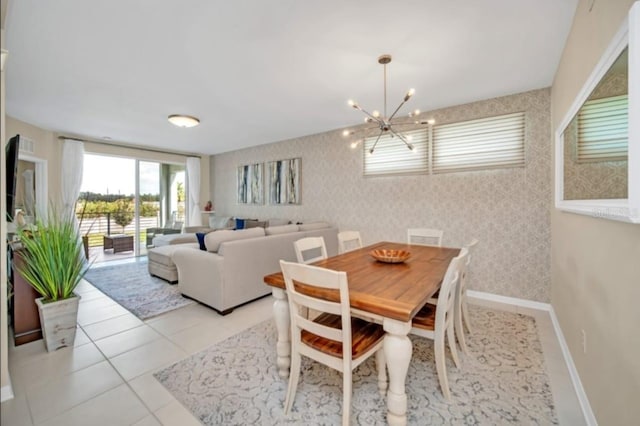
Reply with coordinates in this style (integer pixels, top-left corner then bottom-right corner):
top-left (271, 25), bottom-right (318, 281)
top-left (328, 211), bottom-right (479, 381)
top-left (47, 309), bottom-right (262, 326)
top-left (211, 88), bottom-right (551, 302)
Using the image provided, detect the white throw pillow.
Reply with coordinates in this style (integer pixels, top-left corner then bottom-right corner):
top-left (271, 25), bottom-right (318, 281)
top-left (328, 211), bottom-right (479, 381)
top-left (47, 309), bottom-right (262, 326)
top-left (298, 222), bottom-right (330, 231)
top-left (211, 216), bottom-right (232, 229)
top-left (204, 227), bottom-right (265, 252)
top-left (267, 218), bottom-right (290, 227)
top-left (265, 224), bottom-right (299, 235)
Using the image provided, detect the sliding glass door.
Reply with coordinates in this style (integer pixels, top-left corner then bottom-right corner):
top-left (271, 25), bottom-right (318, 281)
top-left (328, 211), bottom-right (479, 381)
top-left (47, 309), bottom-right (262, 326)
top-left (78, 154), bottom-right (186, 262)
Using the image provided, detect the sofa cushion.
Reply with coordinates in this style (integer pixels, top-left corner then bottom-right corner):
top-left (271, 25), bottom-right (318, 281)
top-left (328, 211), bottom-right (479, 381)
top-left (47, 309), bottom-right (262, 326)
top-left (148, 243), bottom-right (199, 266)
top-left (298, 222), bottom-right (331, 231)
top-left (265, 224), bottom-right (299, 235)
top-left (245, 219), bottom-right (267, 229)
top-left (153, 233), bottom-right (198, 247)
top-left (205, 227), bottom-right (266, 253)
top-left (268, 218), bottom-right (291, 227)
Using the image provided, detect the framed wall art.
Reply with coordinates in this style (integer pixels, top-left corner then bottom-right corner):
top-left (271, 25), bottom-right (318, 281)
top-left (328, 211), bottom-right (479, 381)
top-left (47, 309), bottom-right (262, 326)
top-left (237, 163), bottom-right (264, 204)
top-left (268, 158), bottom-right (301, 205)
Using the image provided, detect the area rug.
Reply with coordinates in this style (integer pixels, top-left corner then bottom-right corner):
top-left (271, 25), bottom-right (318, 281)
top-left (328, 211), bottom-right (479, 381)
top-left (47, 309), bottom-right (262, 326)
top-left (83, 261), bottom-right (195, 320)
top-left (154, 306), bottom-right (557, 425)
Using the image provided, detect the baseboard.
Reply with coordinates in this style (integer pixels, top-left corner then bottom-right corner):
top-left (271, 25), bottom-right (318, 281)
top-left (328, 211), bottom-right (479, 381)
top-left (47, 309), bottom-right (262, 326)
top-left (466, 290), bottom-right (551, 311)
top-left (1, 382), bottom-right (14, 403)
top-left (548, 307), bottom-right (597, 426)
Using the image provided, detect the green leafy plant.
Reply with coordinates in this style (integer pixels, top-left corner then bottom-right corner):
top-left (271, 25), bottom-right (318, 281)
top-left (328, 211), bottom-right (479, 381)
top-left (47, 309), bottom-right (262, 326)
top-left (112, 199), bottom-right (134, 233)
top-left (16, 212), bottom-right (89, 302)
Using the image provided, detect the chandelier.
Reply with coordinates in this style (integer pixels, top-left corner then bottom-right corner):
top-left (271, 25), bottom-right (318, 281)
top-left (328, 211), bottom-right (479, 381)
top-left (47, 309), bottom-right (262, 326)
top-left (343, 54), bottom-right (433, 154)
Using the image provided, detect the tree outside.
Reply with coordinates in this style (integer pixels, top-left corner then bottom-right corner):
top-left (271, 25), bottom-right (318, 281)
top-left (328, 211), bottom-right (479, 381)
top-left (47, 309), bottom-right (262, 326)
top-left (112, 199), bottom-right (134, 233)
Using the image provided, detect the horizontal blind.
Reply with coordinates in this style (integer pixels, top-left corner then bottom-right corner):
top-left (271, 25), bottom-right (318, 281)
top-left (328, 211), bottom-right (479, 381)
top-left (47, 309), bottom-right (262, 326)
top-left (363, 129), bottom-right (428, 176)
top-left (577, 94), bottom-right (628, 162)
top-left (432, 112), bottom-right (525, 173)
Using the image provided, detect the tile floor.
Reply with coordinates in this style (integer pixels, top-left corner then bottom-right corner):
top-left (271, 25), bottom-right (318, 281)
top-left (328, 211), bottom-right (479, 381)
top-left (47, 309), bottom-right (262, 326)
top-left (1, 260), bottom-right (586, 425)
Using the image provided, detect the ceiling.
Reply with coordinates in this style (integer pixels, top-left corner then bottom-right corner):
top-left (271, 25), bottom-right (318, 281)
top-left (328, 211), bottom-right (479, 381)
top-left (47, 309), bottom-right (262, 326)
top-left (5, 0), bottom-right (578, 156)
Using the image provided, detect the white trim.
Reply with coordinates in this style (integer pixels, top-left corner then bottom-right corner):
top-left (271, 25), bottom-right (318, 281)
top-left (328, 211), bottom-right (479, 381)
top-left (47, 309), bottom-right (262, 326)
top-left (18, 154), bottom-right (48, 221)
top-left (466, 290), bottom-right (551, 311)
top-left (555, 4), bottom-right (640, 224)
top-left (1, 382), bottom-right (14, 402)
top-left (549, 307), bottom-right (597, 426)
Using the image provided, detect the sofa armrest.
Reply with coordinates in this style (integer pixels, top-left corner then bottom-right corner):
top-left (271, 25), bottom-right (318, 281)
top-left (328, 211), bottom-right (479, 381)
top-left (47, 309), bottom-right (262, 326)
top-left (173, 248), bottom-right (226, 312)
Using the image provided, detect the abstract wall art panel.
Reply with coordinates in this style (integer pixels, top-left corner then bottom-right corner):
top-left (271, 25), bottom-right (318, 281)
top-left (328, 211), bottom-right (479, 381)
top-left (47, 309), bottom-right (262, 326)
top-left (237, 163), bottom-right (264, 204)
top-left (268, 158), bottom-right (301, 205)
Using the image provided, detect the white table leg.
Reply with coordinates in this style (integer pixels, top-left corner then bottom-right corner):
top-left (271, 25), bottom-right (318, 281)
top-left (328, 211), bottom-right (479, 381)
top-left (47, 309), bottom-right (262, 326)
top-left (272, 288), bottom-right (291, 379)
top-left (383, 319), bottom-right (412, 426)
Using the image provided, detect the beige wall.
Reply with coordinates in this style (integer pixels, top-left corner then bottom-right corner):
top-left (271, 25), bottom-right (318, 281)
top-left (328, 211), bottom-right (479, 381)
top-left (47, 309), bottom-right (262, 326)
top-left (550, 0), bottom-right (640, 425)
top-left (212, 88), bottom-right (552, 302)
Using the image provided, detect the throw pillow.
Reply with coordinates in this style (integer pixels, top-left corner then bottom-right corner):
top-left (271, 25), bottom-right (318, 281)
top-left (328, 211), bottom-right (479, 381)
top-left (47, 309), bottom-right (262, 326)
top-left (235, 218), bottom-right (245, 230)
top-left (267, 218), bottom-right (291, 227)
top-left (195, 232), bottom-right (207, 251)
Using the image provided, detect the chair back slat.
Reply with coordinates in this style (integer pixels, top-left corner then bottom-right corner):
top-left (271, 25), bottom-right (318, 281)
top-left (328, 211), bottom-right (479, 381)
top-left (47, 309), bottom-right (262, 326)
top-left (435, 248), bottom-right (467, 329)
top-left (407, 228), bottom-right (443, 247)
top-left (338, 231), bottom-right (363, 254)
top-left (289, 291), bottom-right (343, 316)
top-left (296, 315), bottom-right (343, 342)
top-left (294, 237), bottom-right (328, 264)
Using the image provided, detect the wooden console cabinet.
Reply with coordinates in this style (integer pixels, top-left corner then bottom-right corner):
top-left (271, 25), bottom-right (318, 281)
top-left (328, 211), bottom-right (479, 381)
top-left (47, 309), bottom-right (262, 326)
top-left (9, 244), bottom-right (43, 345)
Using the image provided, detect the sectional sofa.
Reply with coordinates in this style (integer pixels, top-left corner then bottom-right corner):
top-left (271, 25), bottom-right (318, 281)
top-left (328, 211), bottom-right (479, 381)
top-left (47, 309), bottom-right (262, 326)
top-left (170, 222), bottom-right (339, 314)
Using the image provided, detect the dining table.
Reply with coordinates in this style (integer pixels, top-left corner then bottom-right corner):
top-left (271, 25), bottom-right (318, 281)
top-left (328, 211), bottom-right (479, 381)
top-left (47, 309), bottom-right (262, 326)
top-left (263, 241), bottom-right (460, 426)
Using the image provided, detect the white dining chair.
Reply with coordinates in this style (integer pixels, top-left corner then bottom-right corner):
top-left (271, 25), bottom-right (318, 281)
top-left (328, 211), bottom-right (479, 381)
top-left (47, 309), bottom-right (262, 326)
top-left (294, 237), bottom-right (328, 264)
top-left (337, 231), bottom-right (363, 254)
top-left (410, 248), bottom-right (467, 400)
top-left (279, 260), bottom-right (387, 426)
top-left (407, 228), bottom-right (443, 247)
top-left (457, 239), bottom-right (478, 338)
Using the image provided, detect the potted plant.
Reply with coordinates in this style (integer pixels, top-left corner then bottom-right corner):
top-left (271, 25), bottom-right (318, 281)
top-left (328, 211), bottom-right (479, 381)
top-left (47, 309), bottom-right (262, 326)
top-left (16, 211), bottom-right (89, 352)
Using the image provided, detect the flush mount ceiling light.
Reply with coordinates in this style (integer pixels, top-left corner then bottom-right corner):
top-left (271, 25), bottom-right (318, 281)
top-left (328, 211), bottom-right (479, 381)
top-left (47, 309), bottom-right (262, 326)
top-left (168, 114), bottom-right (200, 128)
top-left (343, 54), bottom-right (433, 154)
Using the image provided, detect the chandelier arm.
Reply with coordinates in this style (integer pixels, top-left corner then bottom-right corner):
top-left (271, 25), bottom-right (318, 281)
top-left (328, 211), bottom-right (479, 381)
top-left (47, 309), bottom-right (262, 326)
top-left (357, 106), bottom-right (385, 125)
top-left (368, 130), bottom-right (385, 154)
top-left (388, 99), bottom-right (409, 121)
top-left (389, 127), bottom-right (414, 150)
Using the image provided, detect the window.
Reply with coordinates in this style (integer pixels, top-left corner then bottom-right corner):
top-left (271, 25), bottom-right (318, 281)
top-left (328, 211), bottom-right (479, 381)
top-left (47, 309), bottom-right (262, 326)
top-left (432, 112), bottom-right (525, 173)
top-left (577, 94), bottom-right (628, 162)
top-left (363, 129), bottom-right (428, 176)
top-left (361, 112), bottom-right (526, 176)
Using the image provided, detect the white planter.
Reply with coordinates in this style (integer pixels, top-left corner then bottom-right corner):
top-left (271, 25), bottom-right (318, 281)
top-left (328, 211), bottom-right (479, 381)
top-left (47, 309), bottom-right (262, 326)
top-left (35, 294), bottom-right (81, 352)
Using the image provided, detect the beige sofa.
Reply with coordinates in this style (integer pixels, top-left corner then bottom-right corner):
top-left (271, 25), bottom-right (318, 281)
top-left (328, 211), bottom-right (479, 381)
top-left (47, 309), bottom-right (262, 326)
top-left (172, 223), bottom-right (339, 315)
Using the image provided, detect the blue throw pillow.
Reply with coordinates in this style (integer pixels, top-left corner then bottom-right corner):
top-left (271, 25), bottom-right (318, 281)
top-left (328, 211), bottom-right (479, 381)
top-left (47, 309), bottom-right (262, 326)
top-left (195, 232), bottom-right (207, 251)
top-left (235, 218), bottom-right (245, 230)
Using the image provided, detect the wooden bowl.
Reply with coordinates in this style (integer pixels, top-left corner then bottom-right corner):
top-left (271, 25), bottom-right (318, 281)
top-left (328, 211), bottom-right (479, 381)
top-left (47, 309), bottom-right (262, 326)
top-left (370, 249), bottom-right (411, 264)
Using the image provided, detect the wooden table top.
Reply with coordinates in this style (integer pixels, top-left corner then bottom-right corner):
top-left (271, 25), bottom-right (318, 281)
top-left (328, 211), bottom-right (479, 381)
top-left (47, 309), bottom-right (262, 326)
top-left (263, 241), bottom-right (460, 322)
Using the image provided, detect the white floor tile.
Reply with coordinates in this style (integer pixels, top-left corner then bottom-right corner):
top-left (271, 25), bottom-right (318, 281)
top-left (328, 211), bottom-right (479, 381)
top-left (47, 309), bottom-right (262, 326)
top-left (94, 325), bottom-right (162, 359)
top-left (128, 373), bottom-right (176, 412)
top-left (145, 304), bottom-right (221, 336)
top-left (81, 314), bottom-right (144, 341)
top-left (11, 343), bottom-right (106, 395)
top-left (73, 327), bottom-right (91, 348)
top-left (0, 394), bottom-right (33, 426)
top-left (154, 400), bottom-right (201, 426)
top-left (27, 361), bottom-right (123, 424)
top-left (77, 303), bottom-right (130, 326)
top-left (36, 384), bottom-right (149, 426)
top-left (109, 339), bottom-right (187, 381)
top-left (132, 414), bottom-right (162, 426)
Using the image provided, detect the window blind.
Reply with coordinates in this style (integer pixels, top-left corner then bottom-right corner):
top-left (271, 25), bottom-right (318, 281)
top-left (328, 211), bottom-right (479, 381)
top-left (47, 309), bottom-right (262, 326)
top-left (577, 94), bottom-right (628, 162)
top-left (363, 129), bottom-right (428, 176)
top-left (432, 112), bottom-right (525, 173)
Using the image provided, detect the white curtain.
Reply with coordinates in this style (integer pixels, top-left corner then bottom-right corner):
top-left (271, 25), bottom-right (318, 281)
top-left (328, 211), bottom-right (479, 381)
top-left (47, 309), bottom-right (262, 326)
top-left (61, 140), bottom-right (84, 223)
top-left (186, 157), bottom-right (202, 226)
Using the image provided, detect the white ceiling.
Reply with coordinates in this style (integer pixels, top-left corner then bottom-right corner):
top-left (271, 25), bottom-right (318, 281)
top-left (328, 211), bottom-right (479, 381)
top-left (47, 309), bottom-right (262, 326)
top-left (5, 0), bottom-right (578, 156)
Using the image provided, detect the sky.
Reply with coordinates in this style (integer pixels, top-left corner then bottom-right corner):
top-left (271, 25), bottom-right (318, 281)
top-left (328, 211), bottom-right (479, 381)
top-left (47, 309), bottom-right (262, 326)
top-left (80, 154), bottom-right (162, 196)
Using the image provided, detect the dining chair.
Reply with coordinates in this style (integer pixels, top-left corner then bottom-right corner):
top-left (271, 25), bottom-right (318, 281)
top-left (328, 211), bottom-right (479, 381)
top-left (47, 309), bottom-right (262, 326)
top-left (410, 248), bottom-right (468, 400)
top-left (337, 231), bottom-right (363, 254)
top-left (279, 260), bottom-right (387, 426)
top-left (294, 237), bottom-right (328, 264)
top-left (407, 228), bottom-right (443, 247)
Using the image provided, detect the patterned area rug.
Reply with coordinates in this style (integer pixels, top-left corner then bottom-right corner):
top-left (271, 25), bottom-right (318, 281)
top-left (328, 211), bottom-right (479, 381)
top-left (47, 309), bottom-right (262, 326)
top-left (154, 306), bottom-right (557, 425)
top-left (84, 261), bottom-right (195, 320)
